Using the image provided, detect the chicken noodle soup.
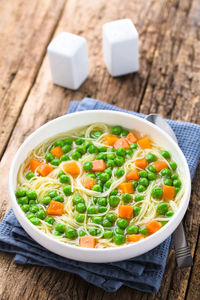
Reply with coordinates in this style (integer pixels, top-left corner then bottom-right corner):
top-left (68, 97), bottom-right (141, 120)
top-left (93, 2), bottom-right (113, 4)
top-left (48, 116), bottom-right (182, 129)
top-left (15, 123), bottom-right (184, 248)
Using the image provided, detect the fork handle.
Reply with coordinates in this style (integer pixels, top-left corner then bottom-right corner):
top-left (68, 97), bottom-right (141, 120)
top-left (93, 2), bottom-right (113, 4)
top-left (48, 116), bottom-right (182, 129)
top-left (172, 222), bottom-right (193, 267)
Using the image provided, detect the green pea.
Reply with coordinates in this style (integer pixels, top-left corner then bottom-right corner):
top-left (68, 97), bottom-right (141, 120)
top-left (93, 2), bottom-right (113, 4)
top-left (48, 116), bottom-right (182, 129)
top-left (115, 227), bottom-right (124, 235)
top-left (132, 181), bottom-right (138, 189)
top-left (76, 145), bottom-right (86, 154)
top-left (21, 204), bottom-right (30, 213)
top-left (54, 231), bottom-right (62, 236)
top-left (27, 190), bottom-right (37, 200)
top-left (99, 173), bottom-right (109, 183)
top-left (171, 174), bottom-right (178, 180)
top-left (87, 206), bottom-right (97, 214)
top-left (82, 161), bottom-right (92, 172)
top-left (115, 169), bottom-right (125, 178)
top-left (137, 185), bottom-right (146, 192)
top-left (36, 210), bottom-right (46, 219)
top-left (114, 234), bottom-right (126, 245)
top-left (161, 221), bottom-right (168, 226)
top-left (147, 165), bottom-right (156, 173)
top-left (109, 196), bottom-right (120, 207)
top-left (148, 172), bottom-right (157, 180)
top-left (96, 153), bottom-right (107, 160)
top-left (99, 146), bottom-right (107, 152)
top-left (114, 156), bottom-right (124, 167)
top-left (15, 189), bottom-right (27, 198)
top-left (18, 196), bottom-right (29, 205)
top-left (48, 190), bottom-right (58, 198)
top-left (121, 129), bottom-right (129, 137)
top-left (164, 178), bottom-right (172, 186)
top-left (139, 178), bottom-right (149, 187)
top-left (96, 172), bottom-right (102, 178)
top-left (106, 213), bottom-right (116, 223)
top-left (105, 180), bottom-right (112, 188)
top-left (91, 131), bottom-right (102, 139)
top-left (60, 154), bottom-right (70, 161)
top-left (157, 203), bottom-right (169, 214)
top-left (126, 149), bottom-right (133, 156)
top-left (45, 153), bottom-right (54, 162)
top-left (139, 226), bottom-right (148, 235)
top-left (71, 152), bottom-right (81, 160)
top-left (87, 173), bottom-right (96, 179)
top-left (59, 175), bottom-right (70, 184)
top-left (175, 187), bottom-right (181, 195)
top-left (62, 145), bottom-right (72, 153)
top-left (130, 143), bottom-right (138, 150)
top-left (112, 126), bottom-right (122, 135)
top-left (65, 228), bottom-right (77, 239)
top-left (102, 219), bottom-right (112, 227)
top-left (116, 147), bottom-right (126, 156)
top-left (117, 218), bottom-right (129, 229)
top-left (52, 158), bottom-right (61, 166)
top-left (54, 140), bottom-right (64, 147)
top-left (161, 168), bottom-right (171, 177)
top-left (92, 216), bottom-right (103, 224)
top-left (161, 150), bottom-right (171, 159)
top-left (107, 152), bottom-right (115, 160)
top-left (92, 185), bottom-right (102, 192)
top-left (122, 193), bottom-right (132, 202)
top-left (169, 161), bottom-right (177, 171)
top-left (104, 231), bottom-right (113, 239)
top-left (76, 203), bottom-right (86, 213)
top-left (173, 179), bottom-right (182, 187)
top-left (106, 160), bottom-right (115, 168)
top-left (75, 138), bottom-right (84, 145)
top-left (98, 206), bottom-right (107, 213)
top-left (54, 196), bottom-right (64, 203)
top-left (73, 196), bottom-right (84, 205)
top-left (26, 172), bottom-right (35, 180)
top-left (30, 205), bottom-right (39, 213)
top-left (108, 147), bottom-right (115, 152)
top-left (145, 153), bottom-right (157, 163)
top-left (165, 210), bottom-right (174, 217)
top-left (151, 188), bottom-right (163, 198)
top-left (63, 185), bottom-right (72, 196)
top-left (89, 228), bottom-right (97, 236)
top-left (55, 223), bottom-right (66, 233)
top-left (27, 213), bottom-right (35, 220)
top-left (88, 145), bottom-right (99, 154)
top-left (75, 214), bottom-right (85, 223)
top-left (110, 189), bottom-right (118, 196)
top-left (126, 225), bottom-right (139, 234)
top-left (42, 196), bottom-right (51, 205)
top-left (29, 200), bottom-right (37, 205)
top-left (139, 170), bottom-right (148, 178)
top-left (58, 171), bottom-right (65, 177)
top-left (45, 217), bottom-right (55, 225)
top-left (134, 206), bottom-right (141, 216)
top-left (63, 138), bottom-right (73, 145)
top-left (84, 141), bottom-right (93, 149)
top-left (135, 195), bottom-right (144, 202)
top-left (79, 230), bottom-right (86, 237)
top-left (29, 217), bottom-right (41, 226)
top-left (97, 197), bottom-right (107, 206)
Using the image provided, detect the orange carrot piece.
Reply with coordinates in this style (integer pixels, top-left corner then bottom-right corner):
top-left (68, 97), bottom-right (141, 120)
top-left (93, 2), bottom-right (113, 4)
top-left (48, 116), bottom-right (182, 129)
top-left (47, 201), bottom-right (64, 216)
top-left (153, 161), bottom-right (168, 172)
top-left (92, 159), bottom-right (106, 172)
top-left (29, 159), bottom-right (41, 172)
top-left (119, 182), bottom-right (134, 194)
top-left (163, 185), bottom-right (175, 201)
top-left (113, 138), bottom-right (130, 150)
top-left (146, 220), bottom-right (162, 234)
top-left (37, 163), bottom-right (53, 177)
top-left (82, 177), bottom-right (95, 189)
top-left (127, 234), bottom-right (145, 242)
top-left (103, 135), bottom-right (119, 146)
top-left (119, 205), bottom-right (133, 219)
top-left (126, 170), bottom-right (139, 181)
top-left (63, 161), bottom-right (80, 176)
top-left (126, 132), bottom-right (138, 144)
top-left (135, 158), bottom-right (148, 169)
top-left (50, 146), bottom-right (64, 158)
top-left (138, 137), bottom-right (151, 149)
top-left (79, 236), bottom-right (96, 248)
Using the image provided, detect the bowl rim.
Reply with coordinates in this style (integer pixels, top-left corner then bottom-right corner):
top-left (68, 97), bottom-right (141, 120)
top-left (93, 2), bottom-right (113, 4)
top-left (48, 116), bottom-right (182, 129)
top-left (8, 110), bottom-right (191, 262)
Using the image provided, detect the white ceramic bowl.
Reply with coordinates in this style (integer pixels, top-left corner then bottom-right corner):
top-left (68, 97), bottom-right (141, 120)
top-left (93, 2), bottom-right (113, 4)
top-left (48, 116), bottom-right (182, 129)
top-left (9, 110), bottom-right (191, 262)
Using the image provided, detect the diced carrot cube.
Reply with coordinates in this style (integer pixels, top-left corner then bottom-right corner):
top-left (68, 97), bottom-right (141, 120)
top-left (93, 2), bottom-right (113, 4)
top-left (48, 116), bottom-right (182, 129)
top-left (29, 159), bottom-right (41, 172)
top-left (92, 160), bottom-right (106, 172)
top-left (127, 234), bottom-right (145, 242)
top-left (113, 138), bottom-right (130, 150)
top-left (79, 236), bottom-right (96, 248)
top-left (154, 161), bottom-right (168, 172)
top-left (138, 138), bottom-right (151, 149)
top-left (163, 185), bottom-right (175, 201)
top-left (82, 177), bottom-right (95, 189)
top-left (103, 135), bottom-right (119, 146)
top-left (37, 163), bottom-right (53, 177)
top-left (119, 205), bottom-right (133, 219)
top-left (63, 161), bottom-right (80, 176)
top-left (146, 220), bottom-right (162, 234)
top-left (135, 158), bottom-right (148, 169)
top-left (126, 132), bottom-right (138, 144)
top-left (47, 201), bottom-right (64, 216)
top-left (50, 146), bottom-right (64, 158)
top-left (126, 170), bottom-right (139, 181)
top-left (119, 182), bottom-right (134, 194)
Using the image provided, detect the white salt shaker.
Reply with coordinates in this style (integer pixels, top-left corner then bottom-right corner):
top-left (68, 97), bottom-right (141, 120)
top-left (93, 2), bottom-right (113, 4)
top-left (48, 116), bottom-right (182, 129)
top-left (47, 32), bottom-right (89, 90)
top-left (102, 19), bottom-right (139, 77)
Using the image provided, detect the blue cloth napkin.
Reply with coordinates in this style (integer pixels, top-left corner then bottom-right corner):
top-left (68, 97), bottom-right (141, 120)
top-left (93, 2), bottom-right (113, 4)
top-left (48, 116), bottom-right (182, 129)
top-left (0, 98), bottom-right (200, 293)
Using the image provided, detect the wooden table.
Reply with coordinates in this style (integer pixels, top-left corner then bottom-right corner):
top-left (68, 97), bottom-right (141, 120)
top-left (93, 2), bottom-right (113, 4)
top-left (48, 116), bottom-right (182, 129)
top-left (0, 0), bottom-right (199, 299)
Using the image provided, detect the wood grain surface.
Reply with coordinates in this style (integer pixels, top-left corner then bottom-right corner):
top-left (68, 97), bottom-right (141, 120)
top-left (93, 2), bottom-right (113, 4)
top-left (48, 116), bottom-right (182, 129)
top-left (0, 0), bottom-right (199, 299)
